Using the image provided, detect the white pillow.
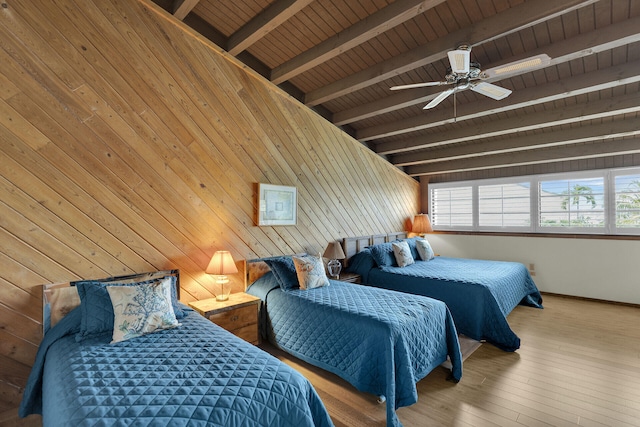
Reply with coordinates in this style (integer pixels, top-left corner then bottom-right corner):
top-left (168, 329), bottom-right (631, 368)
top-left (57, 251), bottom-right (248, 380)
top-left (293, 255), bottom-right (330, 289)
top-left (416, 238), bottom-right (435, 261)
top-left (107, 277), bottom-right (180, 344)
top-left (392, 240), bottom-right (414, 267)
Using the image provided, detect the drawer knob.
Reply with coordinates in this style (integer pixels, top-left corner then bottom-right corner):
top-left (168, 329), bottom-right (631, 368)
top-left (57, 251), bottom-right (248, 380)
top-left (231, 315), bottom-right (239, 322)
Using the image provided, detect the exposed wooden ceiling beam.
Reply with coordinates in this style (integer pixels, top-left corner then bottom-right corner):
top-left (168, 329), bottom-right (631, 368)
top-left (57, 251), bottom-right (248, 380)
top-left (406, 138), bottom-right (640, 177)
top-left (270, 0), bottom-right (446, 84)
top-left (364, 60), bottom-right (640, 143)
top-left (392, 119), bottom-right (640, 167)
top-left (303, 0), bottom-right (598, 106)
top-left (227, 0), bottom-right (313, 56)
top-left (377, 92), bottom-right (640, 157)
top-left (173, 0), bottom-right (200, 20)
top-left (333, 15), bottom-right (640, 126)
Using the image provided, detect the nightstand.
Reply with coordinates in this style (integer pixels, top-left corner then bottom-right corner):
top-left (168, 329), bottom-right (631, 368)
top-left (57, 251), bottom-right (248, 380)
top-left (336, 272), bottom-right (361, 284)
top-left (189, 293), bottom-right (260, 344)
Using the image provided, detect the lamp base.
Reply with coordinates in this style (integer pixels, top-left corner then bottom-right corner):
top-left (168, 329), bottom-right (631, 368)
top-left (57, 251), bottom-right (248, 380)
top-left (327, 259), bottom-right (342, 280)
top-left (216, 294), bottom-right (229, 301)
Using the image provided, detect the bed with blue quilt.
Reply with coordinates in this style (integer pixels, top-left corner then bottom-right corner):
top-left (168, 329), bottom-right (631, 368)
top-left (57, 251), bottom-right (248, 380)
top-left (245, 256), bottom-right (462, 427)
top-left (19, 270), bottom-right (333, 427)
top-left (343, 234), bottom-right (543, 352)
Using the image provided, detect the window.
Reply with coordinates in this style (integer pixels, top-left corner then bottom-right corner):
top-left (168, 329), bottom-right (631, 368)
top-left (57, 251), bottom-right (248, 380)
top-left (539, 176), bottom-right (605, 231)
top-left (428, 167), bottom-right (640, 236)
top-left (614, 172), bottom-right (640, 232)
top-left (430, 186), bottom-right (472, 229)
top-left (479, 182), bottom-right (531, 229)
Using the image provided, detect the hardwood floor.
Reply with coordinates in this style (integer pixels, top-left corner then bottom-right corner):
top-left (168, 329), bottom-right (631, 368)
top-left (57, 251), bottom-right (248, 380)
top-left (261, 294), bottom-right (640, 427)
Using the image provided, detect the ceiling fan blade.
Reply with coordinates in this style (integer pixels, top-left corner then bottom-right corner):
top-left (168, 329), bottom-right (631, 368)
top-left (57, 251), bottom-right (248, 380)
top-left (448, 49), bottom-right (470, 74)
top-left (424, 88), bottom-right (455, 109)
top-left (471, 82), bottom-right (512, 100)
top-left (482, 54), bottom-right (551, 78)
top-left (390, 81), bottom-right (445, 90)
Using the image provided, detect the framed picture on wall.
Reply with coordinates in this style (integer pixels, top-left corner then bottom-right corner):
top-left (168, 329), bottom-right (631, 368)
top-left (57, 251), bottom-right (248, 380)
top-left (258, 183), bottom-right (297, 226)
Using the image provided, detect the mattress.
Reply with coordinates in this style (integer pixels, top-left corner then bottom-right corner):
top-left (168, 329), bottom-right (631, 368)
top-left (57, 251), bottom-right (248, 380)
top-left (348, 250), bottom-right (543, 351)
top-left (247, 271), bottom-right (462, 427)
top-left (20, 306), bottom-right (333, 427)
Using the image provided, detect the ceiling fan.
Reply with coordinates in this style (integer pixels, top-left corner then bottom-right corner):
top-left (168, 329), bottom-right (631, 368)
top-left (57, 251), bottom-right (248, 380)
top-left (391, 45), bottom-right (550, 110)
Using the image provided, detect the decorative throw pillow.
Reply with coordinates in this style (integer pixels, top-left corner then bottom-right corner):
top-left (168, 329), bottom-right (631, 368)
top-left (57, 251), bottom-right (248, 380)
top-left (416, 238), bottom-right (435, 261)
top-left (265, 257), bottom-right (299, 290)
top-left (293, 255), bottom-right (330, 290)
top-left (75, 275), bottom-right (182, 342)
top-left (107, 278), bottom-right (180, 344)
top-left (392, 240), bottom-right (415, 267)
top-left (368, 242), bottom-right (396, 267)
top-left (403, 237), bottom-right (421, 260)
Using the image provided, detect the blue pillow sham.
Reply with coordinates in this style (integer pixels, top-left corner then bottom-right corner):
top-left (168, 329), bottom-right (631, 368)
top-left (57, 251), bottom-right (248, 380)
top-left (368, 242), bottom-right (396, 267)
top-left (264, 256), bottom-right (299, 290)
top-left (74, 275), bottom-right (184, 342)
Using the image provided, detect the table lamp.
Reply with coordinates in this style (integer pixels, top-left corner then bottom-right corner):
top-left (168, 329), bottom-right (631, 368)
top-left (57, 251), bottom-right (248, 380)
top-left (206, 250), bottom-right (238, 301)
top-left (323, 241), bottom-right (345, 279)
top-left (413, 214), bottom-right (433, 236)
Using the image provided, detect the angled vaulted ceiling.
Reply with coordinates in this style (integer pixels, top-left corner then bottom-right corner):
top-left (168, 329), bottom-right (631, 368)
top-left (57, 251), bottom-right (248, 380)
top-left (158, 0), bottom-right (640, 181)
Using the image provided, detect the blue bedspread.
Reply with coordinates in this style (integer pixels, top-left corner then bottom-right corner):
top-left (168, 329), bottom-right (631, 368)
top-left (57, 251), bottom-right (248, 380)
top-left (20, 305), bottom-right (333, 427)
top-left (348, 251), bottom-right (543, 352)
top-left (247, 272), bottom-right (462, 427)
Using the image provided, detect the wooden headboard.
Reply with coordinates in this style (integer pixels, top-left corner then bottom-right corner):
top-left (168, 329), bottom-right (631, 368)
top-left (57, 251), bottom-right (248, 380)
top-left (245, 254), bottom-right (307, 288)
top-left (43, 269), bottom-right (180, 335)
top-left (342, 232), bottom-right (408, 266)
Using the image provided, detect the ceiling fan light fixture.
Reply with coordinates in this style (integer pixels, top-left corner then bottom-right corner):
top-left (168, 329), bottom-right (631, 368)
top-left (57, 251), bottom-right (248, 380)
top-left (447, 49), bottom-right (470, 74)
top-left (471, 82), bottom-right (512, 100)
top-left (485, 54), bottom-right (551, 77)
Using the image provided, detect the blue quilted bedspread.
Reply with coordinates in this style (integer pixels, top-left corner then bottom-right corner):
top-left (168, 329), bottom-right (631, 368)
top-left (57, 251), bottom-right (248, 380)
top-left (247, 272), bottom-right (462, 427)
top-left (348, 252), bottom-right (543, 352)
top-left (20, 306), bottom-right (333, 427)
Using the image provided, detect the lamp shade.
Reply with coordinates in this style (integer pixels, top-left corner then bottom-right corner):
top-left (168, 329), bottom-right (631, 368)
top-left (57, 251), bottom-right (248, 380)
top-left (206, 251), bottom-right (238, 275)
top-left (412, 214), bottom-right (433, 234)
top-left (323, 241), bottom-right (345, 260)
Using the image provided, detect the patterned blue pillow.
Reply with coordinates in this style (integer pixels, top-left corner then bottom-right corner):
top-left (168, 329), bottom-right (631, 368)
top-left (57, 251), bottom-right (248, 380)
top-left (75, 275), bottom-right (184, 342)
top-left (107, 278), bottom-right (180, 343)
top-left (265, 257), bottom-right (299, 290)
top-left (392, 240), bottom-right (414, 267)
top-left (416, 238), bottom-right (435, 261)
top-left (368, 242), bottom-right (396, 267)
top-left (293, 255), bottom-right (330, 289)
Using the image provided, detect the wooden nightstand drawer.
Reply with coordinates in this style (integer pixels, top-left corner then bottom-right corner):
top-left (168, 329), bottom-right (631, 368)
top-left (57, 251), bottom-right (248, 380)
top-left (189, 293), bottom-right (260, 345)
top-left (208, 304), bottom-right (256, 331)
top-left (233, 323), bottom-right (259, 344)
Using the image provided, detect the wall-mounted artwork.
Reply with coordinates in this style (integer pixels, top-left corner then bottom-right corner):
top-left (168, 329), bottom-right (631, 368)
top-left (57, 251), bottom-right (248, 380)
top-left (258, 183), bottom-right (297, 226)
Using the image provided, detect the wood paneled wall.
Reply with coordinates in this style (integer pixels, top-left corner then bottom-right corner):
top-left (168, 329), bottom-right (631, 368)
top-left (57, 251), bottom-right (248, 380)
top-left (0, 0), bottom-right (418, 423)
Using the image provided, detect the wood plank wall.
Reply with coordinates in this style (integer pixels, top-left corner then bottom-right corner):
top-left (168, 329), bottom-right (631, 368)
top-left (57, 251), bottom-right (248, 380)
top-left (0, 0), bottom-right (419, 423)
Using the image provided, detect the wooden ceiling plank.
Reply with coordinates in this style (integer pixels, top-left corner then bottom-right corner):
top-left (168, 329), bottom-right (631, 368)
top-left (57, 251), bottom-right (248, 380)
top-left (359, 56), bottom-right (640, 142)
top-left (173, 0), bottom-right (200, 21)
top-left (270, 0), bottom-right (446, 84)
top-left (304, 0), bottom-right (599, 106)
top-left (392, 118), bottom-right (640, 166)
top-left (227, 0), bottom-right (314, 56)
top-left (407, 137), bottom-right (640, 176)
top-left (334, 14), bottom-right (640, 126)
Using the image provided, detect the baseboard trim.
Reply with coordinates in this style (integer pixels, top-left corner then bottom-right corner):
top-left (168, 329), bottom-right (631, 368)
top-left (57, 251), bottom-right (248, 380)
top-left (540, 291), bottom-right (640, 309)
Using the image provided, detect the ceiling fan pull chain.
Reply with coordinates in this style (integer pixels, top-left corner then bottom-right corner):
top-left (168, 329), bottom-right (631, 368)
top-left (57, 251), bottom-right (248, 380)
top-left (454, 91), bottom-right (457, 122)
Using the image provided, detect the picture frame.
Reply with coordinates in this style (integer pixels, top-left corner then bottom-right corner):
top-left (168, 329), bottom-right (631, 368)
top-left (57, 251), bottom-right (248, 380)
top-left (257, 183), bottom-right (297, 226)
